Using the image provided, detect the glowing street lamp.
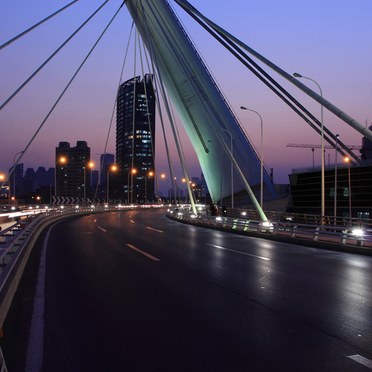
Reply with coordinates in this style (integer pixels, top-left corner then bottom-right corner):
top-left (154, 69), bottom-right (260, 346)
top-left (84, 161), bottom-right (94, 199)
top-left (182, 177), bottom-right (188, 203)
top-left (145, 170), bottom-right (154, 203)
top-left (11, 150), bottom-right (24, 203)
top-left (334, 134), bottom-right (339, 225)
top-left (130, 168), bottom-right (137, 204)
top-left (107, 164), bottom-right (117, 204)
top-left (55, 156), bottom-right (68, 197)
top-left (344, 156), bottom-right (352, 223)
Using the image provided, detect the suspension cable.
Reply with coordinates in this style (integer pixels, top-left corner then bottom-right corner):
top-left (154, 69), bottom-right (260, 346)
top-left (0, 0), bottom-right (80, 51)
top-left (175, 1), bottom-right (358, 163)
top-left (8, 2), bottom-right (126, 185)
top-left (94, 20), bottom-right (135, 200)
top-left (0, 0), bottom-right (110, 112)
top-left (138, 35), bottom-right (157, 201)
top-left (174, 0), bottom-right (371, 154)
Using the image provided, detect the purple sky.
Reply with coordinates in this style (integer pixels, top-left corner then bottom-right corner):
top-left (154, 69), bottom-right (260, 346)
top-left (1, 0), bottom-right (371, 186)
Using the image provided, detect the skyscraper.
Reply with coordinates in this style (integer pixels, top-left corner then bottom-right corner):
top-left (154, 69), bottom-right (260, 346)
top-left (116, 74), bottom-right (156, 203)
top-left (55, 141), bottom-right (91, 198)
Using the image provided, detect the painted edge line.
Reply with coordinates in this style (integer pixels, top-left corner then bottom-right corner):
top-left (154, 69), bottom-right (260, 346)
top-left (97, 226), bottom-right (107, 233)
top-left (126, 244), bottom-right (160, 262)
top-left (146, 226), bottom-right (164, 233)
top-left (347, 354), bottom-right (372, 369)
top-left (207, 244), bottom-right (271, 261)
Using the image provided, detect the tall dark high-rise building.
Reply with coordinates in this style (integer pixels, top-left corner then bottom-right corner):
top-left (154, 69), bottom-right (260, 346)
top-left (116, 74), bottom-right (156, 202)
top-left (55, 141), bottom-right (91, 197)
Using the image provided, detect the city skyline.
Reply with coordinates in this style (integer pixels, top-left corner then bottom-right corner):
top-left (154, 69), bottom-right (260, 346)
top-left (1, 0), bottom-right (371, 185)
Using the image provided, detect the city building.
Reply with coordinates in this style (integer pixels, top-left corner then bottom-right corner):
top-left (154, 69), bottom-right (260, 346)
top-left (288, 125), bottom-right (372, 219)
top-left (55, 141), bottom-right (91, 198)
top-left (116, 74), bottom-right (156, 203)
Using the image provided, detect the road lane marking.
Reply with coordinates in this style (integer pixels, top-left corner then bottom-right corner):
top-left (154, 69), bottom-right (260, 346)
top-left (348, 355), bottom-right (372, 369)
top-left (26, 222), bottom-right (58, 371)
top-left (146, 226), bottom-right (164, 233)
top-left (130, 220), bottom-right (135, 224)
top-left (97, 226), bottom-right (107, 233)
top-left (207, 244), bottom-right (271, 261)
top-left (126, 244), bottom-right (160, 262)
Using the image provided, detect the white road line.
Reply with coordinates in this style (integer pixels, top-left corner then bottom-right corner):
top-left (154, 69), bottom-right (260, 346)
top-left (126, 244), bottom-right (160, 262)
top-left (207, 244), bottom-right (271, 261)
top-left (130, 220), bottom-right (135, 224)
top-left (26, 223), bottom-right (56, 370)
top-left (348, 354), bottom-right (372, 369)
top-left (146, 226), bottom-right (164, 233)
top-left (97, 226), bottom-right (107, 233)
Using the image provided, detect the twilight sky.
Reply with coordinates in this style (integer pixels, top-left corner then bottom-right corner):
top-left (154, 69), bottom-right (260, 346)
top-left (1, 0), bottom-right (371, 185)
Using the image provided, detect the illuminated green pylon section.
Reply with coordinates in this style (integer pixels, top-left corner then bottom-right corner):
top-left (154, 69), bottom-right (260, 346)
top-left (125, 0), bottom-right (277, 215)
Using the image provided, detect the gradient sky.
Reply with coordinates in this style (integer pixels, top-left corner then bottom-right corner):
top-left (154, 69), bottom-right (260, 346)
top-left (1, 0), bottom-right (371, 186)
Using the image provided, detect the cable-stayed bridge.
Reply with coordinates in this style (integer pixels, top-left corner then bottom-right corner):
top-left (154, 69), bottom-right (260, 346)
top-left (1, 2), bottom-right (372, 371)
top-left (1, 0), bottom-right (371, 222)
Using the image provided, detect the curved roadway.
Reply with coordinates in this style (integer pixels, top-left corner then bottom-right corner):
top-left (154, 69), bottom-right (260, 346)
top-left (3, 209), bottom-right (372, 371)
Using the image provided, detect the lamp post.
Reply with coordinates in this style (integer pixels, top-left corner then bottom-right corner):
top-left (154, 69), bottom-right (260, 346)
top-left (220, 128), bottom-right (234, 209)
top-left (333, 134), bottom-right (339, 225)
top-left (131, 168), bottom-right (137, 204)
top-left (84, 161), bottom-right (94, 199)
top-left (159, 173), bottom-right (166, 202)
top-left (55, 156), bottom-right (67, 197)
top-left (344, 157), bottom-right (352, 223)
top-left (182, 178), bottom-right (187, 203)
top-left (145, 171), bottom-right (154, 203)
top-left (11, 150), bottom-right (24, 204)
top-left (107, 164), bottom-right (117, 204)
top-left (240, 106), bottom-right (264, 209)
top-left (293, 72), bottom-right (325, 224)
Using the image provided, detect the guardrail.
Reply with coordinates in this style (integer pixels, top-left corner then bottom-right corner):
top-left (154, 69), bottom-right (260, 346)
top-left (0, 203), bottom-right (160, 371)
top-left (167, 208), bottom-right (372, 253)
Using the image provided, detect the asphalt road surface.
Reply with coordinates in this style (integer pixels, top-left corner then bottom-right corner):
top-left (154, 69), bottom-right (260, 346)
top-left (2, 209), bottom-right (372, 371)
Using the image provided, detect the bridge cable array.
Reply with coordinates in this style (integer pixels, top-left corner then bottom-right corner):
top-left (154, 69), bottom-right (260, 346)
top-left (174, 0), bottom-right (359, 164)
top-left (0, 0), bottom-right (81, 51)
top-left (1, 1), bottom-right (126, 188)
top-left (0, 0), bottom-right (110, 112)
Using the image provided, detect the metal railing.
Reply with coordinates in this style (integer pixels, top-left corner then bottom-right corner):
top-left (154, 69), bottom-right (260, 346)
top-left (167, 207), bottom-right (372, 251)
top-left (0, 203), bottom-right (160, 369)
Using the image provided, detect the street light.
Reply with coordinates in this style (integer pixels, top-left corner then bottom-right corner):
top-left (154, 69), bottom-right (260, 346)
top-left (107, 164), bottom-right (117, 204)
top-left (130, 168), bottom-right (137, 204)
top-left (293, 72), bottom-right (325, 224)
top-left (11, 150), bottom-right (24, 203)
top-left (220, 128), bottom-right (234, 209)
top-left (344, 156), bottom-right (352, 223)
top-left (83, 161), bottom-right (94, 199)
top-left (240, 106), bottom-right (264, 209)
top-left (145, 170), bottom-right (154, 203)
top-left (55, 156), bottom-right (67, 197)
top-left (182, 177), bottom-right (187, 203)
top-left (334, 134), bottom-right (339, 225)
